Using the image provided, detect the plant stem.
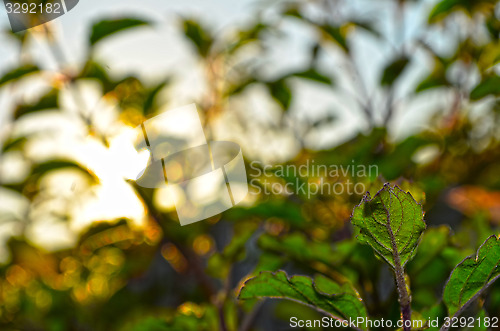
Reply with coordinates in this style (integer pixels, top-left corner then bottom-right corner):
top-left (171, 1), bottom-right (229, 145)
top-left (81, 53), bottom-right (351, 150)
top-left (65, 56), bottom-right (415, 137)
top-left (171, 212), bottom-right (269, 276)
top-left (394, 265), bottom-right (412, 331)
top-left (380, 186), bottom-right (413, 330)
top-left (391, 235), bottom-right (412, 331)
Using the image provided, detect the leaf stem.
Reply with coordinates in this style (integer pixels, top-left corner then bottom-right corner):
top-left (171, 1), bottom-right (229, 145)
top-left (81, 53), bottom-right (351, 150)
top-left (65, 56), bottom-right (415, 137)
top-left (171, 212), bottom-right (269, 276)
top-left (386, 213), bottom-right (412, 330)
top-left (394, 262), bottom-right (412, 331)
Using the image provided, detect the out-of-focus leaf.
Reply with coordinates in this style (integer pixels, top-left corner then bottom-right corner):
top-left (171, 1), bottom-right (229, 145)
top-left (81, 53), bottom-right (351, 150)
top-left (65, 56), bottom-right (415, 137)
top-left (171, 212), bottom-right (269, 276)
top-left (443, 235), bottom-right (500, 317)
top-left (14, 89), bottom-right (59, 119)
top-left (349, 21), bottom-right (381, 39)
top-left (428, 0), bottom-right (463, 22)
top-left (351, 183), bottom-right (426, 269)
top-left (267, 79), bottom-right (292, 110)
top-left (32, 160), bottom-right (98, 183)
top-left (381, 56), bottom-right (410, 86)
top-left (124, 317), bottom-right (169, 331)
top-left (292, 69), bottom-right (334, 85)
top-left (224, 77), bottom-right (256, 97)
top-left (167, 304), bottom-right (218, 331)
top-left (336, 241), bottom-right (380, 284)
top-left (315, 127), bottom-right (388, 167)
top-left (207, 225), bottom-right (256, 279)
top-left (258, 233), bottom-right (341, 267)
top-left (274, 300), bottom-right (323, 328)
top-left (123, 305), bottom-right (218, 331)
top-left (470, 76), bottom-right (500, 101)
top-left (228, 23), bottom-right (268, 54)
top-left (78, 219), bottom-right (130, 248)
top-left (283, 6), bottom-right (303, 19)
top-left (397, 180), bottom-right (427, 205)
top-left (415, 71), bottom-right (449, 92)
top-left (312, 114), bottom-right (337, 128)
top-left (376, 135), bottom-right (437, 180)
top-left (422, 303), bottom-right (447, 331)
top-left (182, 19), bottom-right (213, 57)
top-left (320, 25), bottom-right (349, 53)
top-left (412, 257), bottom-right (450, 288)
top-left (80, 61), bottom-right (117, 93)
top-left (90, 18), bottom-right (150, 46)
top-left (143, 80), bottom-right (169, 116)
top-left (253, 252), bottom-right (284, 273)
top-left (2, 136), bottom-right (29, 153)
top-left (478, 42), bottom-right (500, 72)
top-left (486, 15), bottom-right (500, 39)
top-left (442, 246), bottom-right (473, 270)
top-left (408, 226), bottom-right (450, 275)
top-left (238, 271), bottom-right (367, 330)
top-left (0, 64), bottom-right (39, 87)
top-left (225, 200), bottom-right (306, 227)
top-left (429, 0), bottom-right (496, 23)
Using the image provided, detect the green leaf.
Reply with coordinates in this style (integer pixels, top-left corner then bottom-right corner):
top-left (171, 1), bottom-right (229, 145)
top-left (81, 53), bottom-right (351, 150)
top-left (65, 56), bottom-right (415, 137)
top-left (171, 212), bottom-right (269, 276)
top-left (32, 160), bottom-right (98, 183)
top-left (349, 21), bottom-right (381, 39)
top-left (238, 271), bottom-right (367, 330)
top-left (80, 61), bottom-right (117, 93)
top-left (381, 57), bottom-right (410, 86)
top-left (408, 226), bottom-right (451, 275)
top-left (0, 64), bottom-right (39, 87)
top-left (90, 18), bottom-right (150, 46)
top-left (182, 19), bottom-right (213, 57)
top-left (428, 0), bottom-right (462, 22)
top-left (224, 77), bottom-right (256, 97)
top-left (292, 69), bottom-right (334, 85)
top-left (267, 79), bottom-right (292, 110)
top-left (207, 224), bottom-right (256, 279)
top-left (429, 0), bottom-right (496, 22)
top-left (14, 89), bottom-right (59, 119)
top-left (283, 6), bottom-right (303, 19)
top-left (415, 72), bottom-right (449, 92)
top-left (225, 200), bottom-right (306, 228)
top-left (258, 233), bottom-right (341, 268)
top-left (486, 15), bottom-right (500, 40)
top-left (470, 76), bottom-right (500, 101)
top-left (122, 305), bottom-right (219, 331)
top-left (143, 80), bottom-right (169, 116)
top-left (125, 317), bottom-right (169, 331)
top-left (421, 303), bottom-right (447, 331)
top-left (2, 135), bottom-right (29, 153)
top-left (228, 23), bottom-right (268, 54)
top-left (351, 183), bottom-right (426, 269)
top-left (321, 25), bottom-right (349, 53)
top-left (443, 235), bottom-right (500, 318)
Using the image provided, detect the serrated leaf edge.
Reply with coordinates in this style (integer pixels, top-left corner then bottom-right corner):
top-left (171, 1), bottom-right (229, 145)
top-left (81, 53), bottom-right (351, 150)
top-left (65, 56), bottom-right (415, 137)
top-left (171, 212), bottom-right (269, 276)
top-left (238, 270), bottom-right (365, 331)
top-left (441, 235), bottom-right (500, 326)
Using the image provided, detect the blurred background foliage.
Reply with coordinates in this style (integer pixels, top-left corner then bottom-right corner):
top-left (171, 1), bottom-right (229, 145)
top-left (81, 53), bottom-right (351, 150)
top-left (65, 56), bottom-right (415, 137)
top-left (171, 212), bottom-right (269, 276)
top-left (0, 0), bottom-right (500, 330)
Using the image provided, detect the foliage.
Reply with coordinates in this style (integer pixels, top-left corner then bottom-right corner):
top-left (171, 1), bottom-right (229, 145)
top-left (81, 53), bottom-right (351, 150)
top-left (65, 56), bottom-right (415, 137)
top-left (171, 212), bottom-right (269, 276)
top-left (0, 0), bottom-right (500, 330)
